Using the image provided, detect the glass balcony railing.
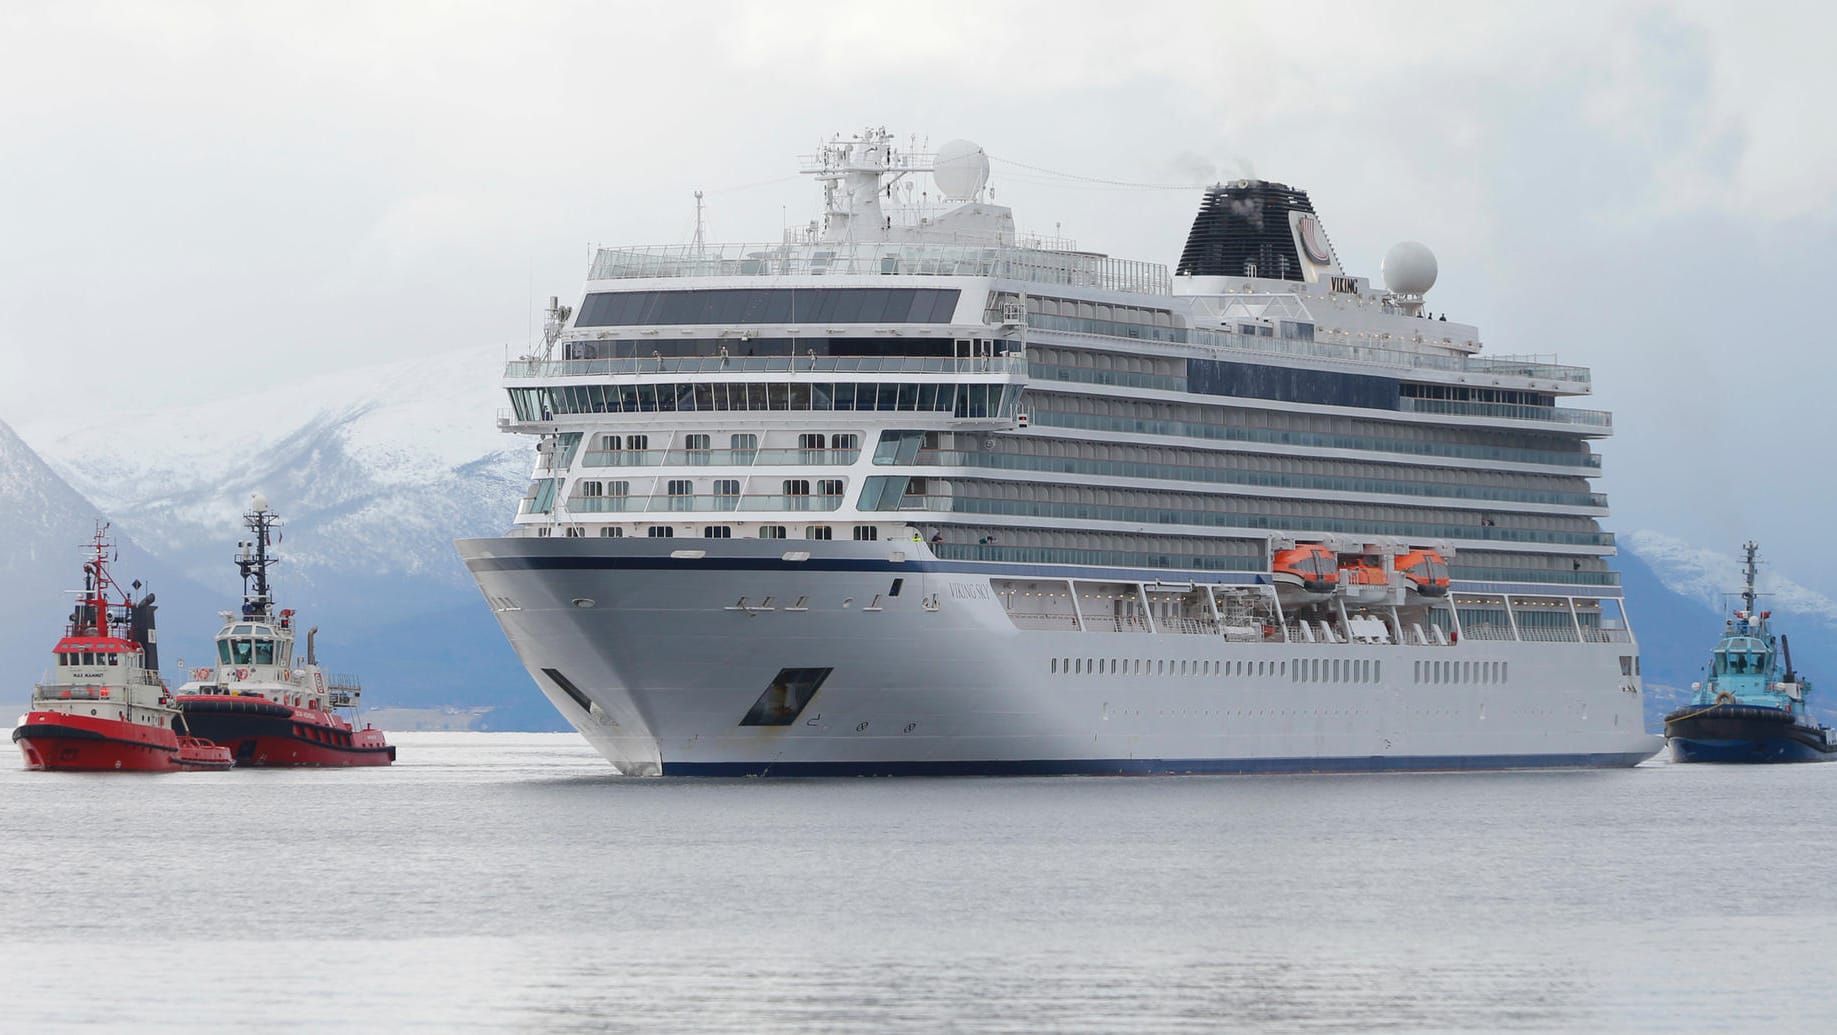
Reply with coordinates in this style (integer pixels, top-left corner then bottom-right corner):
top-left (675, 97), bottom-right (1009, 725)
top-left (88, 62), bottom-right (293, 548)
top-left (1398, 397), bottom-right (1612, 428)
top-left (1031, 410), bottom-right (1603, 469)
top-left (506, 354), bottom-right (1026, 378)
top-left (580, 448), bottom-right (861, 468)
top-left (891, 494), bottom-right (1617, 547)
top-left (587, 242), bottom-right (1172, 295)
top-left (561, 494), bottom-right (845, 514)
top-left (908, 450), bottom-right (1610, 509)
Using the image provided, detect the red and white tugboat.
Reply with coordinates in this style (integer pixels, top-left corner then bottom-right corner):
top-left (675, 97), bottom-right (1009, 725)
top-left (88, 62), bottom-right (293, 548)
top-left (13, 526), bottom-right (233, 772)
top-left (173, 495), bottom-right (395, 767)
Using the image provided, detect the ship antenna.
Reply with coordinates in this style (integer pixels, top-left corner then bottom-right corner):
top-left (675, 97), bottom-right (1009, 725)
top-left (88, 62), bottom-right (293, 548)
top-left (691, 189), bottom-right (707, 258)
top-left (1741, 540), bottom-right (1759, 616)
top-left (238, 493), bottom-right (281, 619)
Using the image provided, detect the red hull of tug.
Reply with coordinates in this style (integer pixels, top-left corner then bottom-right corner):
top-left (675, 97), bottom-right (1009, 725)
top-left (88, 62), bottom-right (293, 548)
top-left (174, 695), bottom-right (394, 767)
top-left (12, 711), bottom-right (230, 772)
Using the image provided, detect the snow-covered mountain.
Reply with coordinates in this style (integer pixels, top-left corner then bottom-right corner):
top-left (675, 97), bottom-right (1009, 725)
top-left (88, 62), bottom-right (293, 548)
top-left (18, 343), bottom-right (529, 612)
top-left (9, 343), bottom-right (552, 727)
top-left (0, 417), bottom-right (102, 576)
top-left (0, 417), bottom-right (217, 697)
top-left (1623, 530), bottom-right (1837, 629)
top-left (1620, 533), bottom-right (1837, 728)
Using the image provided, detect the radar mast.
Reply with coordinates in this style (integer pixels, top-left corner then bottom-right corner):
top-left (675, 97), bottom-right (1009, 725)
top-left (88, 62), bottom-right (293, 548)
top-left (237, 493), bottom-right (281, 620)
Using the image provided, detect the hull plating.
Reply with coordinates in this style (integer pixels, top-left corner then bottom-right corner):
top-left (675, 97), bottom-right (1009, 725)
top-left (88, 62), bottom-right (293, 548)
top-left (460, 537), bottom-right (1662, 776)
top-left (13, 712), bottom-right (183, 772)
top-left (1664, 705), bottom-right (1837, 764)
top-left (175, 697), bottom-right (395, 767)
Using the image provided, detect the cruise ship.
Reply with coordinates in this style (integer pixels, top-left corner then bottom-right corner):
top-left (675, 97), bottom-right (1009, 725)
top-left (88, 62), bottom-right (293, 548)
top-left (457, 129), bottom-right (1662, 775)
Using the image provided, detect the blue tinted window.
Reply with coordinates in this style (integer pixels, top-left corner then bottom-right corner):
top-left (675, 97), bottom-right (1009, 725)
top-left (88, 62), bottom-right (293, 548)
top-left (575, 289), bottom-right (961, 327)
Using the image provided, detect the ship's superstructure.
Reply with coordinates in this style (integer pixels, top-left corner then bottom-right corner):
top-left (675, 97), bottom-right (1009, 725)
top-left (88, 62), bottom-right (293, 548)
top-left (459, 128), bottom-right (1660, 775)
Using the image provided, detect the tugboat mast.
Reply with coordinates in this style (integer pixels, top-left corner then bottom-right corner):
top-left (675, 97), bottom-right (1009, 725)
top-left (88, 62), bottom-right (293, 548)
top-left (1741, 541), bottom-right (1760, 616)
top-left (236, 493), bottom-right (280, 619)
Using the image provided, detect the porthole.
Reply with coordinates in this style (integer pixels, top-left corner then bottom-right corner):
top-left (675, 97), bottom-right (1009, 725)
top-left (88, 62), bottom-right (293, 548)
top-left (571, 598), bottom-right (596, 609)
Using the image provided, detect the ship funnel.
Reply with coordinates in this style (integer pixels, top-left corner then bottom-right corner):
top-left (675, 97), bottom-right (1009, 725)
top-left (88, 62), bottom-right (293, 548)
top-left (130, 593), bottom-right (159, 673)
top-left (1176, 180), bottom-right (1338, 281)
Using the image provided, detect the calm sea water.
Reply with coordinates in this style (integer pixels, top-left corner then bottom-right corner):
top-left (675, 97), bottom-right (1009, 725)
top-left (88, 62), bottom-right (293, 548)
top-left (3, 731), bottom-right (1834, 1033)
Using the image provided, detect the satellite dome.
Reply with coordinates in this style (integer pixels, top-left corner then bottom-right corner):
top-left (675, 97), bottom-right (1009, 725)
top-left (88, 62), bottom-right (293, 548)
top-left (250, 491), bottom-right (270, 514)
top-left (933, 139), bottom-right (990, 200)
top-left (1382, 241), bottom-right (1438, 295)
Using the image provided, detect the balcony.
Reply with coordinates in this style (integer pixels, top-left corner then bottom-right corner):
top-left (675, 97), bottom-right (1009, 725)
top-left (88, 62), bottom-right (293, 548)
top-left (554, 493), bottom-right (846, 514)
top-left (1397, 397), bottom-right (1612, 429)
top-left (580, 448), bottom-right (861, 468)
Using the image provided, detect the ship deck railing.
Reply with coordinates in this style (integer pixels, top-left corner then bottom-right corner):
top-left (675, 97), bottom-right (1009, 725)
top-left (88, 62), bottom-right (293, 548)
top-left (537, 493), bottom-right (847, 516)
top-left (32, 685), bottom-right (116, 701)
top-left (580, 447), bottom-right (862, 468)
top-left (1025, 319), bottom-right (1592, 387)
top-left (507, 354), bottom-right (1027, 379)
top-left (587, 242), bottom-right (1172, 295)
top-left (1454, 623), bottom-right (1518, 642)
top-left (895, 495), bottom-right (1617, 548)
top-left (910, 448), bottom-right (1612, 509)
top-left (1398, 397), bottom-right (1611, 428)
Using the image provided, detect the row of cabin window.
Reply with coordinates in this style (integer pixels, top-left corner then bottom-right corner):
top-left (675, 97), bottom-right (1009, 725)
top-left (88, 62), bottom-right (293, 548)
top-left (1031, 395), bottom-right (1599, 470)
top-left (511, 381), bottom-right (1013, 418)
top-left (1051, 657), bottom-right (1286, 678)
top-left (1414, 659), bottom-right (1508, 684)
top-left (59, 651), bottom-right (120, 667)
top-left (594, 433), bottom-right (860, 452)
top-left (549, 525), bottom-right (881, 541)
top-left (1292, 658), bottom-right (1382, 684)
top-left (574, 479), bottom-right (844, 498)
top-left (573, 287), bottom-right (962, 328)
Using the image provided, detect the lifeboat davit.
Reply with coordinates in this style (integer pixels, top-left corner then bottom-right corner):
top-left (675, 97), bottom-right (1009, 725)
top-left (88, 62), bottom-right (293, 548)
top-left (1272, 543), bottom-right (1339, 606)
top-left (1399, 548), bottom-right (1451, 598)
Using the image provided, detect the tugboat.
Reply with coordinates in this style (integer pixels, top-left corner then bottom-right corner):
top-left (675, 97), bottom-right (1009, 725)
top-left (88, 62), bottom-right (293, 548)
top-left (172, 495), bottom-right (395, 767)
top-left (1663, 542), bottom-right (1837, 763)
top-left (13, 526), bottom-right (233, 772)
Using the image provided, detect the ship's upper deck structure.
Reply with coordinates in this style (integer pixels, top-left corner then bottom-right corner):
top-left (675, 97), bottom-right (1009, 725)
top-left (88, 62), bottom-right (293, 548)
top-left (497, 127), bottom-right (1620, 619)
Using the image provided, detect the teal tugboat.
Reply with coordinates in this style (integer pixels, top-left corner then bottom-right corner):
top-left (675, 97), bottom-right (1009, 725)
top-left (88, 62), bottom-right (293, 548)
top-left (1663, 542), bottom-right (1837, 763)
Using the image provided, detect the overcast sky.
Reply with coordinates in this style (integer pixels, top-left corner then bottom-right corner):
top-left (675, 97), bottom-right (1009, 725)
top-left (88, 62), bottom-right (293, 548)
top-left (3, 1), bottom-right (1834, 581)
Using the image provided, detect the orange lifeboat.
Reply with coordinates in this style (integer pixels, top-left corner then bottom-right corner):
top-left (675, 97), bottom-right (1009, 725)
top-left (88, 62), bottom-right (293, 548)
top-left (1338, 558), bottom-right (1391, 605)
top-left (1398, 548), bottom-right (1451, 597)
top-left (1272, 543), bottom-right (1338, 604)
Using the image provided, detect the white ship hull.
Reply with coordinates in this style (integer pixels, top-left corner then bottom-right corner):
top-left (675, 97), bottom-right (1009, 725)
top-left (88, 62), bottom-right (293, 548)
top-left (459, 537), bottom-right (1660, 775)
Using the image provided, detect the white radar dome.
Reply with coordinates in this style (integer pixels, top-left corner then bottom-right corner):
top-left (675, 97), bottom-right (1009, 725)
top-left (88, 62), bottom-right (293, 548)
top-left (1381, 241), bottom-right (1438, 296)
top-left (250, 491), bottom-right (270, 514)
top-left (933, 139), bottom-right (990, 200)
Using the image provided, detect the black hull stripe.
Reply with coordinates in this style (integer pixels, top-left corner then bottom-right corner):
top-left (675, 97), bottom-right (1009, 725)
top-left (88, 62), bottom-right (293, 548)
top-left (658, 750), bottom-right (1658, 778)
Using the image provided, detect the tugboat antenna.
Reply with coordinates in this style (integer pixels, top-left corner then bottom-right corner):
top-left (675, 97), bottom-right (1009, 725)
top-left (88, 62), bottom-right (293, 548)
top-left (1741, 541), bottom-right (1760, 616)
top-left (238, 493), bottom-right (281, 619)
